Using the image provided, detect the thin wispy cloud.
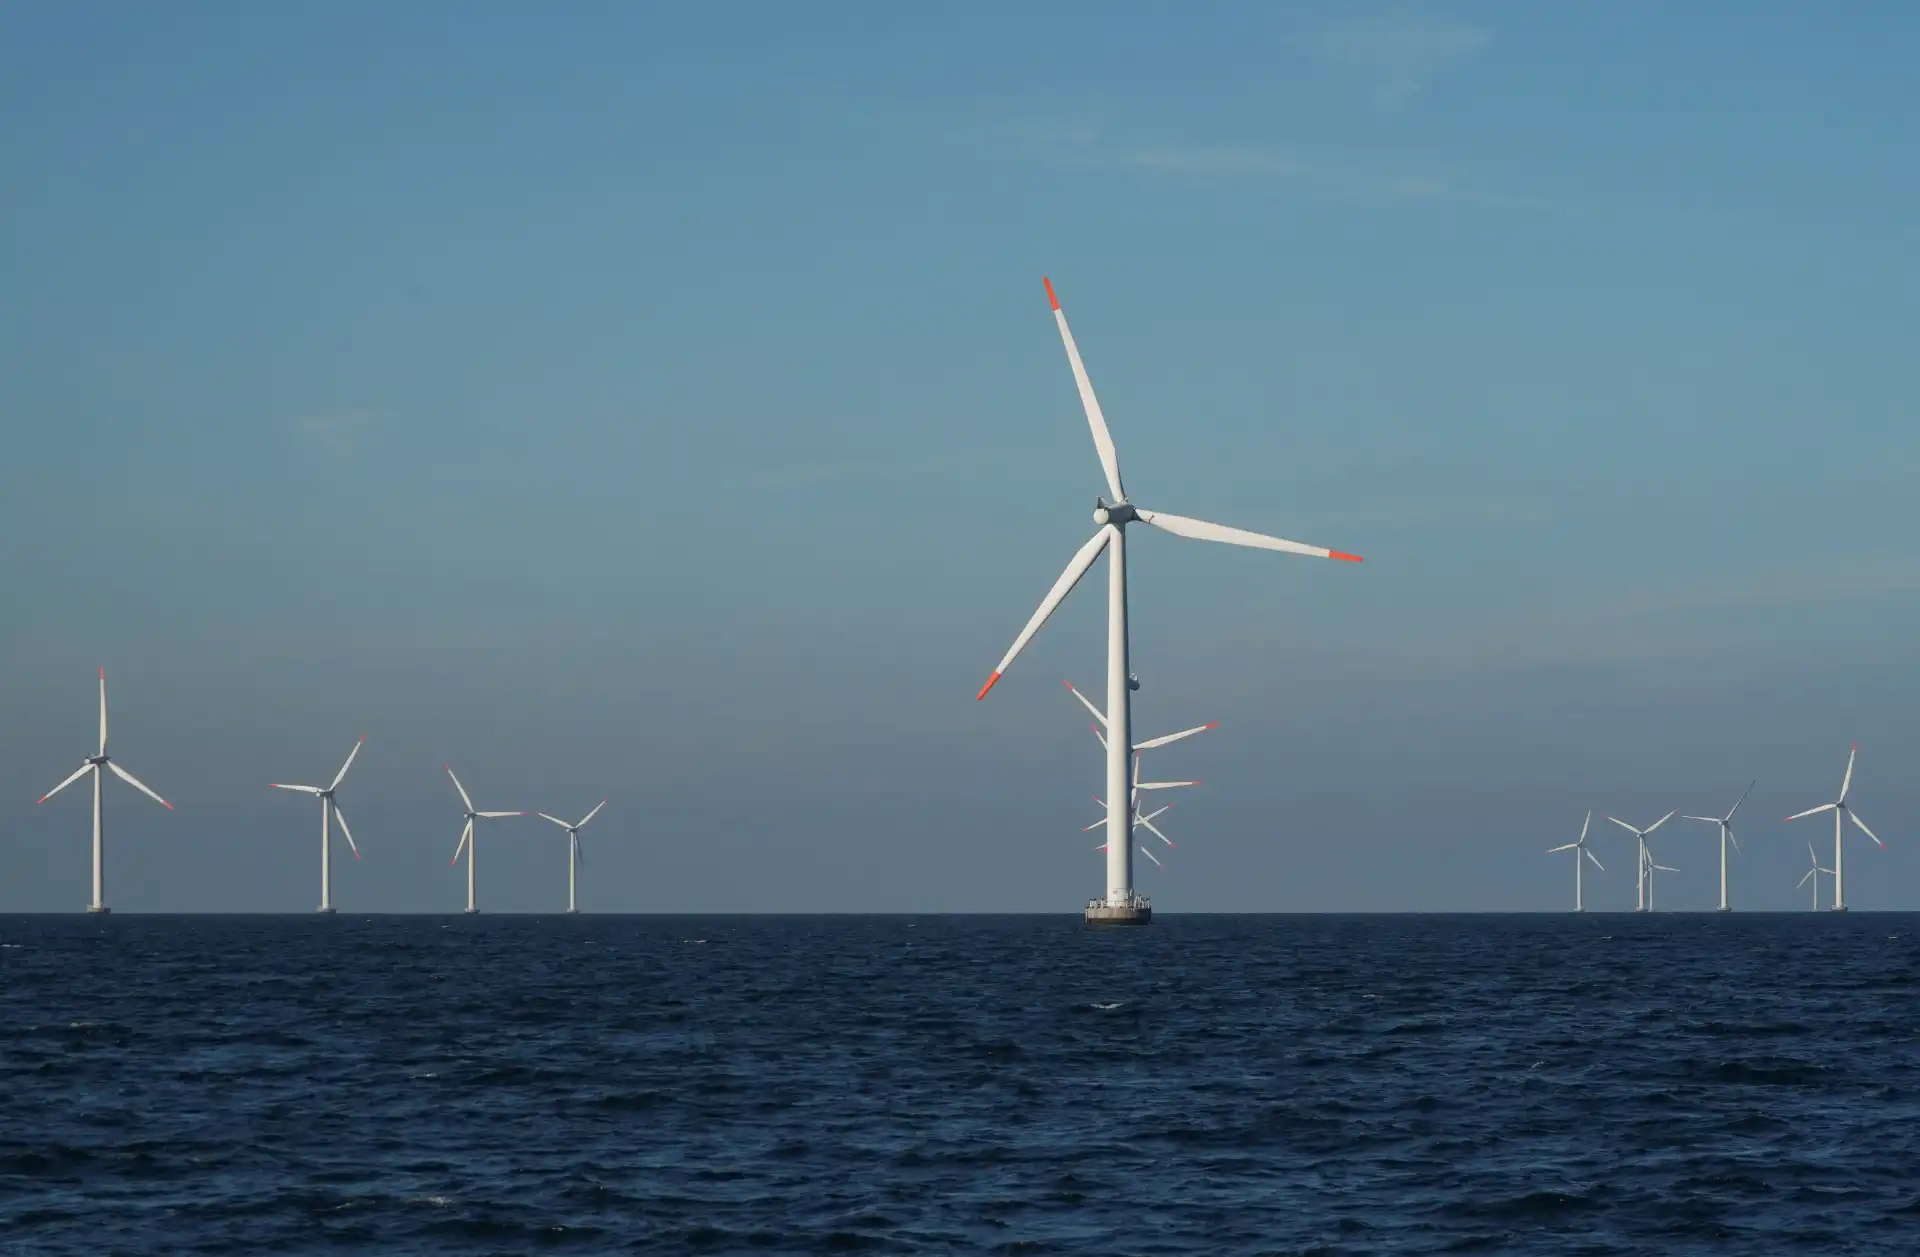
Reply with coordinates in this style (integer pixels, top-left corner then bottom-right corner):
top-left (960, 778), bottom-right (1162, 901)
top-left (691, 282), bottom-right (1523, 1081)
top-left (990, 115), bottom-right (1537, 209)
top-left (1314, 9), bottom-right (1492, 109)
top-left (294, 409), bottom-right (380, 456)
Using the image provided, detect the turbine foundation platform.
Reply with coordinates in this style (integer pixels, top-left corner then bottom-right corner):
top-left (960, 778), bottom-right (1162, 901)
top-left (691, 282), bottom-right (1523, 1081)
top-left (1717, 906), bottom-right (1731, 913)
top-left (317, 906), bottom-right (336, 915)
top-left (464, 908), bottom-right (479, 916)
top-left (86, 905), bottom-right (110, 915)
top-left (1085, 900), bottom-right (1151, 926)
top-left (1831, 905), bottom-right (1849, 913)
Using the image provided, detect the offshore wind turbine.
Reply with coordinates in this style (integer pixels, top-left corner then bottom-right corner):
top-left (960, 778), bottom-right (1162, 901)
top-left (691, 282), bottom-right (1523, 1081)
top-left (446, 765), bottom-right (522, 914)
top-left (270, 737), bottom-right (364, 913)
top-left (537, 801), bottom-right (606, 914)
top-left (1546, 810), bottom-right (1603, 911)
top-left (1798, 842), bottom-right (1834, 912)
top-left (1605, 810), bottom-right (1675, 912)
top-left (1784, 744), bottom-right (1885, 912)
top-left (1642, 849), bottom-right (1680, 911)
top-left (1682, 781), bottom-right (1753, 913)
top-left (36, 669), bottom-right (173, 913)
top-left (978, 278), bottom-right (1360, 924)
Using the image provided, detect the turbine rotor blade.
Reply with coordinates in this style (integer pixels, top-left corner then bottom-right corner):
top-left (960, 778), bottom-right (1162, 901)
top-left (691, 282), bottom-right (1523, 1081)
top-left (1134, 779), bottom-right (1199, 791)
top-left (978, 528), bottom-right (1113, 700)
top-left (1848, 809), bottom-right (1886, 849)
top-left (1643, 810), bottom-right (1676, 835)
top-left (1138, 804), bottom-right (1171, 825)
top-left (1082, 819), bottom-right (1106, 833)
top-left (1546, 843), bottom-right (1578, 853)
top-left (445, 765), bottom-right (474, 812)
top-left (537, 812), bottom-right (571, 830)
top-left (1584, 849), bottom-right (1605, 872)
top-left (1799, 869), bottom-right (1815, 887)
top-left (108, 762), bottom-right (172, 810)
top-left (1840, 743), bottom-right (1857, 802)
top-left (1137, 844), bottom-right (1163, 868)
top-left (1604, 816), bottom-right (1641, 836)
top-left (1064, 681), bottom-right (1107, 728)
top-left (1134, 508), bottom-right (1361, 563)
top-left (98, 667), bottom-right (108, 756)
top-left (271, 783), bottom-right (323, 794)
top-left (330, 736), bottom-right (365, 791)
top-left (1726, 779), bottom-right (1755, 821)
top-left (1043, 277), bottom-right (1125, 503)
top-left (1784, 803), bottom-right (1837, 822)
top-left (332, 803), bottom-right (360, 859)
top-left (1133, 722), bottom-right (1218, 752)
top-left (1138, 817), bottom-right (1176, 848)
top-left (452, 819), bottom-right (472, 864)
top-left (477, 810), bottom-right (522, 819)
top-left (577, 800), bottom-right (607, 829)
top-left (38, 762), bottom-right (94, 804)
top-left (1579, 810), bottom-right (1591, 843)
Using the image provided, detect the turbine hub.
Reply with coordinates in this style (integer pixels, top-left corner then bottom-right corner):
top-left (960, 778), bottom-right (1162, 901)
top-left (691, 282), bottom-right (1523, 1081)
top-left (1093, 502), bottom-right (1137, 527)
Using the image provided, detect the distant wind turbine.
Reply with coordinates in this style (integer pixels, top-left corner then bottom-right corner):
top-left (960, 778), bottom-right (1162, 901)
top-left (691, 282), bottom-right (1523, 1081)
top-left (1071, 678), bottom-right (1211, 866)
top-left (1682, 780), bottom-right (1754, 913)
top-left (976, 278), bottom-right (1359, 925)
top-left (1605, 810), bottom-right (1675, 913)
top-left (270, 737), bottom-right (364, 914)
top-left (37, 669), bottom-right (173, 914)
top-left (1642, 848), bottom-right (1680, 911)
top-left (446, 765), bottom-right (523, 914)
top-left (1798, 842), bottom-right (1835, 912)
top-left (537, 801), bottom-right (607, 914)
top-left (1546, 810), bottom-right (1603, 912)
top-left (1784, 744), bottom-right (1885, 912)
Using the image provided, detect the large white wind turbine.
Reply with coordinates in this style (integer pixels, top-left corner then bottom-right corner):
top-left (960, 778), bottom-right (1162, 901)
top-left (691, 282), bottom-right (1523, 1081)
top-left (1784, 744), bottom-right (1885, 912)
top-left (446, 765), bottom-right (522, 914)
top-left (1546, 810), bottom-right (1604, 911)
top-left (1798, 842), bottom-right (1834, 912)
top-left (270, 737), bottom-right (364, 913)
top-left (978, 278), bottom-right (1360, 924)
top-left (37, 669), bottom-right (173, 913)
top-left (1641, 848), bottom-right (1680, 911)
top-left (537, 801), bottom-right (606, 914)
top-left (1682, 781), bottom-right (1753, 913)
top-left (1605, 810), bottom-right (1674, 913)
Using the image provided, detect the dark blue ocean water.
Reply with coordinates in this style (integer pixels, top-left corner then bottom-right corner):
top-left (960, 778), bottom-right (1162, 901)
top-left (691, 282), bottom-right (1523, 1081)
top-left (3, 914), bottom-right (1919, 1255)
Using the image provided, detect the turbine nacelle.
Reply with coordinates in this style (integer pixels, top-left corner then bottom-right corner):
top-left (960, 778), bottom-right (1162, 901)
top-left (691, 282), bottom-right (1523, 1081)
top-left (1091, 500), bottom-right (1137, 527)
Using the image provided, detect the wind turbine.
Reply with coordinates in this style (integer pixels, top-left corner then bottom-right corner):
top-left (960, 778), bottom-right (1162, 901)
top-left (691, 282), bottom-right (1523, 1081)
top-left (446, 765), bottom-right (522, 914)
top-left (1642, 848), bottom-right (1680, 911)
top-left (1784, 744), bottom-right (1885, 912)
top-left (36, 668), bottom-right (173, 913)
top-left (537, 801), bottom-right (606, 914)
top-left (270, 737), bottom-right (364, 913)
top-left (978, 278), bottom-right (1360, 924)
top-left (1682, 781), bottom-right (1753, 913)
top-left (1605, 810), bottom-right (1674, 912)
top-left (1071, 677), bottom-right (1212, 858)
top-left (1798, 842), bottom-right (1834, 912)
top-left (1546, 810), bottom-right (1604, 911)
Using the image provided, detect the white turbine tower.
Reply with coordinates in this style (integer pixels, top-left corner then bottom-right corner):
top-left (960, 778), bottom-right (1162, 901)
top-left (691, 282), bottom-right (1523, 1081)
top-left (36, 668), bottom-right (173, 914)
top-left (1784, 744), bottom-right (1885, 912)
top-left (979, 278), bottom-right (1360, 924)
top-left (270, 736), bottom-right (364, 913)
top-left (537, 801), bottom-right (606, 914)
top-left (1546, 810), bottom-right (1604, 911)
top-left (445, 765), bottom-right (522, 914)
top-left (1605, 810), bottom-right (1674, 913)
top-left (1681, 781), bottom-right (1753, 913)
top-left (1641, 847), bottom-right (1680, 911)
top-left (1798, 842), bottom-right (1834, 912)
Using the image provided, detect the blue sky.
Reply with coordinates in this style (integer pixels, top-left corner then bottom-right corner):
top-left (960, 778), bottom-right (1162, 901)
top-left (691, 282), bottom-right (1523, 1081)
top-left (3, 3), bottom-right (1918, 912)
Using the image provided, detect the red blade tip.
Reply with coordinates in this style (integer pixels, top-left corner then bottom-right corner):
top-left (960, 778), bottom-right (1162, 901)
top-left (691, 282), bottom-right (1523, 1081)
top-left (976, 671), bottom-right (1002, 700)
top-left (1043, 277), bottom-right (1059, 310)
top-left (1204, 722), bottom-right (1220, 730)
top-left (1330, 551), bottom-right (1364, 563)
top-left (99, 667), bottom-right (106, 679)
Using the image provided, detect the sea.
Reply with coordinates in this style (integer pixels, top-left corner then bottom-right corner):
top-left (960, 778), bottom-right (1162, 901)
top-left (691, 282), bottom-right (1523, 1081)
top-left (3, 913), bottom-right (1918, 1254)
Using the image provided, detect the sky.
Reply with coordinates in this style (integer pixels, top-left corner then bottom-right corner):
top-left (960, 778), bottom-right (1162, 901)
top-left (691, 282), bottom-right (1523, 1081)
top-left (3, 2), bottom-right (1918, 913)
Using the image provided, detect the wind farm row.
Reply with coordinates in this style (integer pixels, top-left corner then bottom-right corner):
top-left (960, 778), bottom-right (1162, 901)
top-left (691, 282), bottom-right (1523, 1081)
top-left (1550, 745), bottom-right (1886, 913)
top-left (33, 669), bottom-right (607, 914)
